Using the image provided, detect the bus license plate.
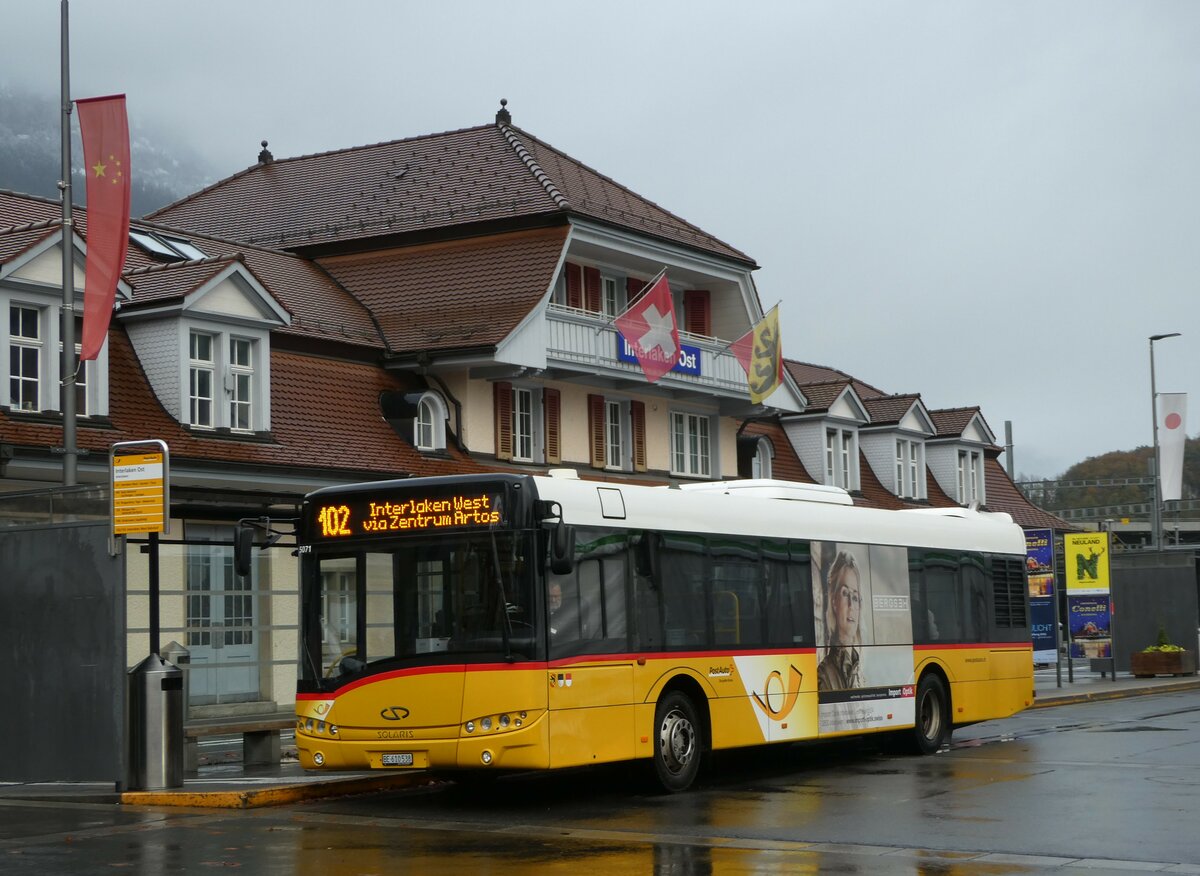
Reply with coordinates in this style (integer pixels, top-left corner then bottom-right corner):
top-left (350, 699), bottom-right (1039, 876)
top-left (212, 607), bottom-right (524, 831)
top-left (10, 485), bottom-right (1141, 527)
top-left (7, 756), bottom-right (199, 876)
top-left (381, 753), bottom-right (414, 766)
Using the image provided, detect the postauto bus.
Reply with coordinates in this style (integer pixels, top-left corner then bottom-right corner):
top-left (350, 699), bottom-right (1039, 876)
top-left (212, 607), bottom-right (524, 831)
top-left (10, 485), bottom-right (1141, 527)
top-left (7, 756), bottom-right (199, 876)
top-left (291, 471), bottom-right (1031, 791)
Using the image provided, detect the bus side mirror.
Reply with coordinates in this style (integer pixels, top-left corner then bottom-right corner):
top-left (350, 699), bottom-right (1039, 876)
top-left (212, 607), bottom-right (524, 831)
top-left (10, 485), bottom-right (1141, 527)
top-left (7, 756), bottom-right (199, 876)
top-left (234, 525), bottom-right (255, 578)
top-left (549, 522), bottom-right (575, 575)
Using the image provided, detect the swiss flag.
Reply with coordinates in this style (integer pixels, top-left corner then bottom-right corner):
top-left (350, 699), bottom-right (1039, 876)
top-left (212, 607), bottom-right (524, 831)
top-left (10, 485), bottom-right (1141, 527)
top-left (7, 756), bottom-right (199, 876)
top-left (614, 271), bottom-right (680, 383)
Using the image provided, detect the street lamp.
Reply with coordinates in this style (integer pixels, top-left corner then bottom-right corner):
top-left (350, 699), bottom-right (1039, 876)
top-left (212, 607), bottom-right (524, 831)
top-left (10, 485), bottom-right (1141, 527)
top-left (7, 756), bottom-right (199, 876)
top-left (1149, 332), bottom-right (1182, 551)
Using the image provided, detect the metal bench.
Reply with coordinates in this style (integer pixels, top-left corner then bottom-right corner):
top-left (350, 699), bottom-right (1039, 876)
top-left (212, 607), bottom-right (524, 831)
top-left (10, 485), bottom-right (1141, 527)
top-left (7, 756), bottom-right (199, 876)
top-left (183, 711), bottom-right (295, 773)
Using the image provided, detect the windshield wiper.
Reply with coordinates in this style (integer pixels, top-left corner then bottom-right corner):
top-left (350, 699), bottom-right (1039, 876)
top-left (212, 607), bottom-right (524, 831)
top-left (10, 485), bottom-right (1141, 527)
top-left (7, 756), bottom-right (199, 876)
top-left (488, 532), bottom-right (513, 660)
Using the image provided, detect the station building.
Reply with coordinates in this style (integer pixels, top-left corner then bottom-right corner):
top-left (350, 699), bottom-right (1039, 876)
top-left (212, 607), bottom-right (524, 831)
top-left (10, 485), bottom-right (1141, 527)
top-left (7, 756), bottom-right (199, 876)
top-left (0, 103), bottom-right (1062, 727)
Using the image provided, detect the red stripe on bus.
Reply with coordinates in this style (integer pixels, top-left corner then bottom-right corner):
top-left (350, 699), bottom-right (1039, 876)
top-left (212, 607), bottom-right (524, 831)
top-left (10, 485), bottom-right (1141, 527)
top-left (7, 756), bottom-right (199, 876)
top-left (913, 643), bottom-right (1032, 651)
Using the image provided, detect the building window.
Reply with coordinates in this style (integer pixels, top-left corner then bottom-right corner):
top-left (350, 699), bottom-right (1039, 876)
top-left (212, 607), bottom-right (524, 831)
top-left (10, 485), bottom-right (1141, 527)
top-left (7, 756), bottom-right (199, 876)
top-left (752, 437), bottom-right (773, 479)
top-left (957, 449), bottom-right (984, 505)
top-left (9, 304), bottom-right (41, 411)
top-left (896, 438), bottom-right (923, 499)
top-left (189, 330), bottom-right (215, 427)
top-left (825, 427), bottom-right (857, 489)
top-left (512, 387), bottom-right (534, 462)
top-left (414, 392), bottom-right (448, 452)
top-left (671, 411), bottom-right (711, 478)
top-left (602, 276), bottom-right (620, 317)
top-left (605, 400), bottom-right (624, 469)
top-left (229, 337), bottom-right (253, 432)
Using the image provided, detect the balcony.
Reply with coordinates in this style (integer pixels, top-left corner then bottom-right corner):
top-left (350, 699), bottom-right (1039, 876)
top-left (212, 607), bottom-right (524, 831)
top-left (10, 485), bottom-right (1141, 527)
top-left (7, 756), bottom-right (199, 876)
top-left (545, 303), bottom-right (797, 411)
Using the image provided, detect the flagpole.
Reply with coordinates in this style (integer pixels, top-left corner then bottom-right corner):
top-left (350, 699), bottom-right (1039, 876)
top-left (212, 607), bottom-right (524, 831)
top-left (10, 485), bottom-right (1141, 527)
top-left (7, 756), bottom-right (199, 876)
top-left (60, 0), bottom-right (78, 486)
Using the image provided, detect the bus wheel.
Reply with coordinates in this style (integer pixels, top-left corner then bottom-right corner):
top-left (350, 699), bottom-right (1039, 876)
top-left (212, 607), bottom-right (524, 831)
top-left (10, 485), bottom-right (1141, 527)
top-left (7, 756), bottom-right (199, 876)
top-left (911, 673), bottom-right (950, 754)
top-left (653, 691), bottom-right (702, 792)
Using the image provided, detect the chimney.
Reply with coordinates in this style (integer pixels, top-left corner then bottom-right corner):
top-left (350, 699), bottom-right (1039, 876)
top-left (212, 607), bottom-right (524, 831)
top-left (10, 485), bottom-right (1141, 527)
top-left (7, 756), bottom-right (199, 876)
top-left (258, 140), bottom-right (274, 165)
top-left (495, 98), bottom-right (511, 126)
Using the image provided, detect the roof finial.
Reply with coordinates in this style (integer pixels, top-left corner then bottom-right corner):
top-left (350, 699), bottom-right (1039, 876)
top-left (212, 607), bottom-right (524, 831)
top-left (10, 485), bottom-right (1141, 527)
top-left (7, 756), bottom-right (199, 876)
top-left (495, 98), bottom-right (511, 126)
top-left (258, 140), bottom-right (274, 165)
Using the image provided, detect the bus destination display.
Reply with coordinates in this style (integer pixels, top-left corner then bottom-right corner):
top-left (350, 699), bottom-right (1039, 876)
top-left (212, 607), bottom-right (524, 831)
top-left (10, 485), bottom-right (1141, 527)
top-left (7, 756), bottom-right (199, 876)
top-left (313, 491), bottom-right (505, 539)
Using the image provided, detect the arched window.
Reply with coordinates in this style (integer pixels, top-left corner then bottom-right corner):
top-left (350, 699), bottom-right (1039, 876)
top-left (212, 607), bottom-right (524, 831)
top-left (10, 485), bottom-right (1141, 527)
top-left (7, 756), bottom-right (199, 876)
top-left (415, 392), bottom-right (448, 451)
top-left (752, 437), bottom-right (774, 479)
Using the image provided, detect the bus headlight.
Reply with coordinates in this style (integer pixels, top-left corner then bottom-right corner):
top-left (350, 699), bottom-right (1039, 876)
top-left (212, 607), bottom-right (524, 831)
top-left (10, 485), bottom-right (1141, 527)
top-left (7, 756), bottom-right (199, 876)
top-left (499, 714), bottom-right (511, 728)
top-left (465, 721), bottom-right (475, 733)
top-left (313, 752), bottom-right (325, 766)
top-left (481, 750), bottom-right (493, 765)
top-left (481, 717), bottom-right (493, 731)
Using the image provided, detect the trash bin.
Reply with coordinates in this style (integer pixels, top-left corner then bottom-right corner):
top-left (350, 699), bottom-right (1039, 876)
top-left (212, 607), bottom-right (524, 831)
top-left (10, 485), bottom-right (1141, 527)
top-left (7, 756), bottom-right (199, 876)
top-left (161, 640), bottom-right (191, 716)
top-left (125, 653), bottom-right (184, 791)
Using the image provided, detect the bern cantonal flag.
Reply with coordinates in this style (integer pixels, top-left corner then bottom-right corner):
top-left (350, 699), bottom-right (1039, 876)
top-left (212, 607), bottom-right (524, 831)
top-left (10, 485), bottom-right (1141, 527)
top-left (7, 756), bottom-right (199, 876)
top-left (1158, 392), bottom-right (1187, 502)
top-left (730, 306), bottom-right (784, 404)
top-left (77, 94), bottom-right (131, 361)
top-left (614, 272), bottom-right (680, 383)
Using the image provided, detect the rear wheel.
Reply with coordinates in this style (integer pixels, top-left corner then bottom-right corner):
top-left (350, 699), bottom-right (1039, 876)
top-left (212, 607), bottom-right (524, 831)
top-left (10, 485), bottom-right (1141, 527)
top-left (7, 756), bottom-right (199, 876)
top-left (911, 673), bottom-right (950, 754)
top-left (652, 691), bottom-right (702, 792)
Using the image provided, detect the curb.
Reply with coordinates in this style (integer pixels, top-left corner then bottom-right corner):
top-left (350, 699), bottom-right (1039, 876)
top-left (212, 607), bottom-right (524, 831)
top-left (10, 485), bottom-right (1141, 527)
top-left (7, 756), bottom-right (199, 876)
top-left (1031, 678), bottom-right (1200, 709)
top-left (121, 771), bottom-right (436, 809)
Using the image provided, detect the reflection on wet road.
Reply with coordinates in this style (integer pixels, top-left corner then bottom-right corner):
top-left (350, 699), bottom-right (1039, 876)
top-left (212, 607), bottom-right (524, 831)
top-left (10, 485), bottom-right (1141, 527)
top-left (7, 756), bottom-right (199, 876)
top-left (3, 690), bottom-right (1200, 875)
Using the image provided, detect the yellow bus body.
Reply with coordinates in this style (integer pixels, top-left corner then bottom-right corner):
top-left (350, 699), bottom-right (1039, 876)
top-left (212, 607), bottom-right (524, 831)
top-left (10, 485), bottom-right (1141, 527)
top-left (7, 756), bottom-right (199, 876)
top-left (295, 643), bottom-right (1032, 772)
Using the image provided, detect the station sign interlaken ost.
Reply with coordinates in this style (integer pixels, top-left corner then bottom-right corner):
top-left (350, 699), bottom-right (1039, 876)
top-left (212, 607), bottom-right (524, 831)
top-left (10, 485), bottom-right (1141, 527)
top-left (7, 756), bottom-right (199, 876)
top-left (112, 450), bottom-right (167, 535)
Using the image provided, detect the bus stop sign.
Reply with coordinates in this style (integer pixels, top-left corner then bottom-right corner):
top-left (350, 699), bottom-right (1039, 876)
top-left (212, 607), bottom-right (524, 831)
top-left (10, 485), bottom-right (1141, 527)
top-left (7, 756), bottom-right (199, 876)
top-left (110, 440), bottom-right (170, 535)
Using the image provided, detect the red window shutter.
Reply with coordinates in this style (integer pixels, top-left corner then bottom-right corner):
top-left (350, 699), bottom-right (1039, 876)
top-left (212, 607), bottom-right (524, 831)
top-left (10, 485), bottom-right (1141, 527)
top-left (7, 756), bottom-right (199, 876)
top-left (584, 267), bottom-right (602, 312)
top-left (631, 400), bottom-right (647, 473)
top-left (544, 388), bottom-right (561, 465)
top-left (588, 394), bottom-right (606, 469)
top-left (494, 381), bottom-right (513, 461)
top-left (566, 263), bottom-right (583, 309)
top-left (684, 290), bottom-right (710, 336)
top-left (626, 277), bottom-right (645, 305)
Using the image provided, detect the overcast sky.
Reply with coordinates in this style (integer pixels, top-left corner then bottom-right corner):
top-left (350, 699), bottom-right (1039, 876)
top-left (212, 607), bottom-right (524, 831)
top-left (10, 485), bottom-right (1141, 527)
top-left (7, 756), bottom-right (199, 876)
top-left (7, 1), bottom-right (1199, 478)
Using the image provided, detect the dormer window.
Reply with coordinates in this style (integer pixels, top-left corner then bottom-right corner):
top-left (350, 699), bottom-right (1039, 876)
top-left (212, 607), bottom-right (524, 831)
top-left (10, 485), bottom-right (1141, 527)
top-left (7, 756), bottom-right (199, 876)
top-left (825, 427), bottom-right (857, 490)
top-left (958, 449), bottom-right (984, 505)
top-left (895, 438), bottom-right (925, 499)
top-left (130, 230), bottom-right (207, 261)
top-left (415, 391), bottom-right (448, 451)
top-left (751, 437), bottom-right (774, 479)
top-left (185, 326), bottom-right (265, 433)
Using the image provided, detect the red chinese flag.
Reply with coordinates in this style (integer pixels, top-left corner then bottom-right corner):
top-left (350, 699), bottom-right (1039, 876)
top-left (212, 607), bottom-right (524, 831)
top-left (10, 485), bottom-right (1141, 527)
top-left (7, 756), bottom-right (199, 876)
top-left (77, 94), bottom-right (131, 361)
top-left (614, 272), bottom-right (680, 383)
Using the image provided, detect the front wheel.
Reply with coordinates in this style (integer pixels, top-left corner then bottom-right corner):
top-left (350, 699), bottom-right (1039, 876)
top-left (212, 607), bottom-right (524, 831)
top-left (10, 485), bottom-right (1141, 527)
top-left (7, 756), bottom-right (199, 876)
top-left (910, 673), bottom-right (951, 754)
top-left (652, 691), bottom-right (703, 792)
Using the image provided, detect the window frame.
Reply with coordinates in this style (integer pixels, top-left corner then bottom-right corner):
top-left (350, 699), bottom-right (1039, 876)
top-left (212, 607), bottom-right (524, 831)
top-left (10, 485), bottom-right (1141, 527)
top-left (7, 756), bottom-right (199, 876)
top-left (189, 329), bottom-right (216, 428)
top-left (228, 336), bottom-right (254, 433)
top-left (414, 391), bottom-right (448, 452)
top-left (9, 303), bottom-right (43, 412)
top-left (512, 386), bottom-right (535, 462)
top-left (670, 410), bottom-right (712, 478)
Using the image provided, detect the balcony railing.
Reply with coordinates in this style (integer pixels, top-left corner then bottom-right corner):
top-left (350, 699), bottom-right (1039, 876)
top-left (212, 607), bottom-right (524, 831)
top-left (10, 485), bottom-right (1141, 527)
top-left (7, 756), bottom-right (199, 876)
top-left (545, 303), bottom-right (751, 399)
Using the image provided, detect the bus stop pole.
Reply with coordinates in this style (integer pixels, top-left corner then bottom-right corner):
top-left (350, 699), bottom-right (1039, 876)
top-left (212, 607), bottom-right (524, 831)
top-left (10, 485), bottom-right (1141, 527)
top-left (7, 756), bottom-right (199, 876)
top-left (149, 531), bottom-right (160, 657)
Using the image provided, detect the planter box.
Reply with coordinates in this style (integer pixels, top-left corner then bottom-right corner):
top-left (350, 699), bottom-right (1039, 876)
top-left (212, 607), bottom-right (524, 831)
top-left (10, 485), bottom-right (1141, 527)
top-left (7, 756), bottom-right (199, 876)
top-left (1130, 649), bottom-right (1198, 678)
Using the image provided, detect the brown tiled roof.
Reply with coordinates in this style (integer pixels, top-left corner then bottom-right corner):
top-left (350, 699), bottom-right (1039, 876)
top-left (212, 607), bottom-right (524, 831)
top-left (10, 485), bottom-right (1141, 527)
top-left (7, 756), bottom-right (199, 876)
top-left (929, 406), bottom-right (985, 439)
top-left (984, 457), bottom-right (1077, 531)
top-left (738, 419), bottom-right (815, 484)
top-left (862, 394), bottom-right (921, 426)
top-left (0, 190), bottom-right (384, 351)
top-left (147, 121), bottom-right (751, 264)
top-left (791, 379), bottom-right (850, 413)
top-left (0, 327), bottom-right (481, 481)
top-left (785, 360), bottom-right (886, 398)
top-left (123, 257), bottom-right (242, 305)
top-left (318, 226), bottom-right (567, 354)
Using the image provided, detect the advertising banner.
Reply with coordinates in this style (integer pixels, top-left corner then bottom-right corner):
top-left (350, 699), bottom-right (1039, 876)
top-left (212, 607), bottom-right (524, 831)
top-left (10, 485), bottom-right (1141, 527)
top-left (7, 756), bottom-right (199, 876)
top-left (1030, 597), bottom-right (1057, 664)
top-left (1067, 595), bottom-right (1112, 659)
top-left (1064, 532), bottom-right (1110, 595)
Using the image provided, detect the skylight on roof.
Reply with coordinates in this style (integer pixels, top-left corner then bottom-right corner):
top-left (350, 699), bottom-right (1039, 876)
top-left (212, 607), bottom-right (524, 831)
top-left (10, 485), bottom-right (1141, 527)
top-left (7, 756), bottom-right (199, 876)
top-left (130, 229), bottom-right (207, 261)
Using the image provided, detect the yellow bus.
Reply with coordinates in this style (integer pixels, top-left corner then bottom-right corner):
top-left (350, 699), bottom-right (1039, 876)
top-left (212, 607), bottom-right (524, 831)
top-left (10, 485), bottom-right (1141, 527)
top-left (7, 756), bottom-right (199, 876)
top-left (292, 471), bottom-right (1032, 791)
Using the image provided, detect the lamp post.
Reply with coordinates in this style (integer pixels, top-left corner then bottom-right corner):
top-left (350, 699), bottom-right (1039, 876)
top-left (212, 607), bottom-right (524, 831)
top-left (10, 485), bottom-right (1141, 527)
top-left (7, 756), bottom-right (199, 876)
top-left (1149, 332), bottom-right (1181, 551)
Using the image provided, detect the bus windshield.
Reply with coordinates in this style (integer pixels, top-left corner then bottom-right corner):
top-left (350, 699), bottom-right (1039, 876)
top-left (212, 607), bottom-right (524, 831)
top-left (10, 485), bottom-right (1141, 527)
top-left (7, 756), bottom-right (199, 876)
top-left (308, 530), bottom-right (538, 682)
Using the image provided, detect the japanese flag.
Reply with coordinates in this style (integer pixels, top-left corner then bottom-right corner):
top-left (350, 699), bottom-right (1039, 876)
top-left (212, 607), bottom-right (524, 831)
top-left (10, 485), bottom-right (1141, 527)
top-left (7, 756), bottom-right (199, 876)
top-left (1158, 392), bottom-right (1187, 502)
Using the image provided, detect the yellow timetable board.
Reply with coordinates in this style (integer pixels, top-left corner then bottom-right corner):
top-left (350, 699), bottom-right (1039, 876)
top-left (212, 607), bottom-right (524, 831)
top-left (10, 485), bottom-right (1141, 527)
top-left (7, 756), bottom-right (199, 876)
top-left (112, 451), bottom-right (166, 534)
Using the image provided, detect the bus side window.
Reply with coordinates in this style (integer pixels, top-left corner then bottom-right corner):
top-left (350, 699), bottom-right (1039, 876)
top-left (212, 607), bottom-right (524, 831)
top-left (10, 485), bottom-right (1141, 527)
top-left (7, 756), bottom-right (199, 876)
top-left (764, 540), bottom-right (813, 647)
top-left (960, 554), bottom-right (988, 642)
top-left (633, 567), bottom-right (661, 649)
